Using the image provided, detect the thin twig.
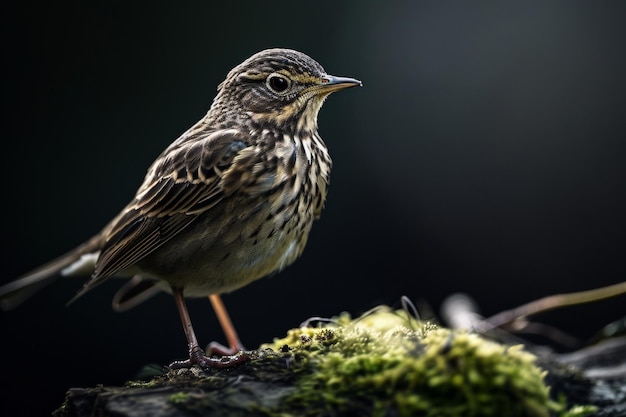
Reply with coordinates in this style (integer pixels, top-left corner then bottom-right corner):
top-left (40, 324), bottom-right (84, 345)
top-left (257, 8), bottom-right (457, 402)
top-left (483, 280), bottom-right (626, 329)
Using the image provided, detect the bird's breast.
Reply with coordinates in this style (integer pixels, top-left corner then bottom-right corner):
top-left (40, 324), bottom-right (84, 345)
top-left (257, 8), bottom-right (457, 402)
top-left (138, 129), bottom-right (331, 297)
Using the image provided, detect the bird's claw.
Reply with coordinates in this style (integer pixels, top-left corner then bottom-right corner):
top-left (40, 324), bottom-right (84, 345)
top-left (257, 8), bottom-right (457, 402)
top-left (206, 340), bottom-right (247, 356)
top-left (169, 345), bottom-right (249, 369)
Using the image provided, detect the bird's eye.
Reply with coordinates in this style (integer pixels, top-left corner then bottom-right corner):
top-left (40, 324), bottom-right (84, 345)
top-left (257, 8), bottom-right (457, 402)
top-left (266, 74), bottom-right (291, 93)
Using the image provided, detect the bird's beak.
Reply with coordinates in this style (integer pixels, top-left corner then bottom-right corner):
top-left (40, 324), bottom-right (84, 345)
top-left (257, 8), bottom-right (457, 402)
top-left (318, 74), bottom-right (362, 93)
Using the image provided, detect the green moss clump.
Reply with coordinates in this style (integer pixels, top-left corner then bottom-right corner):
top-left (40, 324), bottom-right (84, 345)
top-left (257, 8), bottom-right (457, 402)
top-left (168, 391), bottom-right (190, 404)
top-left (262, 307), bottom-right (595, 417)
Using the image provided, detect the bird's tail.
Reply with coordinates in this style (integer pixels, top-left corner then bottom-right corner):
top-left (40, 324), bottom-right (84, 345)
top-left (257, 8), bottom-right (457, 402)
top-left (0, 235), bottom-right (102, 311)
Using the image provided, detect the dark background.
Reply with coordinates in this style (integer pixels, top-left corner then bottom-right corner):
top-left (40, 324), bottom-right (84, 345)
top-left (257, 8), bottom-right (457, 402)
top-left (2, 2), bottom-right (625, 416)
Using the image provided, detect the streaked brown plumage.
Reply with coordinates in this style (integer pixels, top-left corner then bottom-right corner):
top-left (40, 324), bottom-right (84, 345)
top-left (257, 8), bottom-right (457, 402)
top-left (0, 48), bottom-right (360, 368)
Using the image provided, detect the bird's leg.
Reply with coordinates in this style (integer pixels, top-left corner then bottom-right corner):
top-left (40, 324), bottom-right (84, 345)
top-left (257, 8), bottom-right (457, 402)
top-left (207, 294), bottom-right (246, 355)
top-left (169, 287), bottom-right (248, 369)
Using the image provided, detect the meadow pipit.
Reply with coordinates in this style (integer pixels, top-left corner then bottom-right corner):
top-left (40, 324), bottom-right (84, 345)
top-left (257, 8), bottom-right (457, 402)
top-left (0, 48), bottom-right (361, 368)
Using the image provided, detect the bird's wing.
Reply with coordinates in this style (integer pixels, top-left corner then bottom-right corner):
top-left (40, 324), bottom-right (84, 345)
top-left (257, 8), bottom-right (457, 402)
top-left (70, 128), bottom-right (255, 300)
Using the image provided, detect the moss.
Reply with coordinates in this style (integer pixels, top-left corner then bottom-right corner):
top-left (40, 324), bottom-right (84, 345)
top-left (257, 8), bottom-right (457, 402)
top-left (168, 391), bottom-right (190, 404)
top-left (54, 305), bottom-right (597, 417)
top-left (261, 307), bottom-right (596, 417)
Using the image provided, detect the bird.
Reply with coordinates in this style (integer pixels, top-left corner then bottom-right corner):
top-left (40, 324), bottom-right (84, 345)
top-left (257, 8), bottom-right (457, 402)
top-left (0, 48), bottom-right (361, 369)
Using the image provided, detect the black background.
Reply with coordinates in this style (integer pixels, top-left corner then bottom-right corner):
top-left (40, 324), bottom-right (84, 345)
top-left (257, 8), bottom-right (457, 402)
top-left (2, 2), bottom-right (625, 416)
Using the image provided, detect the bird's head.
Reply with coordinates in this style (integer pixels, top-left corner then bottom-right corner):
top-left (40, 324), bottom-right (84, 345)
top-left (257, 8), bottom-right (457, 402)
top-left (210, 48), bottom-right (361, 134)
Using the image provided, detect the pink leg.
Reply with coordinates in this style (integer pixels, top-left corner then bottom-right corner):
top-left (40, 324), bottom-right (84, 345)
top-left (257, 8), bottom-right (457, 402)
top-left (169, 287), bottom-right (248, 369)
top-left (207, 294), bottom-right (246, 355)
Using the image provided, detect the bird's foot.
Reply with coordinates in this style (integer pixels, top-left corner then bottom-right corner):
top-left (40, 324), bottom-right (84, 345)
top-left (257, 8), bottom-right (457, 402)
top-left (169, 345), bottom-right (249, 369)
top-left (206, 340), bottom-right (246, 356)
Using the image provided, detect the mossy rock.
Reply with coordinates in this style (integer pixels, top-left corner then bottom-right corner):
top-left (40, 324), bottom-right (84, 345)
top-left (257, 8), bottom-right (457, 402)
top-left (261, 309), bottom-right (593, 417)
top-left (55, 306), bottom-right (597, 417)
